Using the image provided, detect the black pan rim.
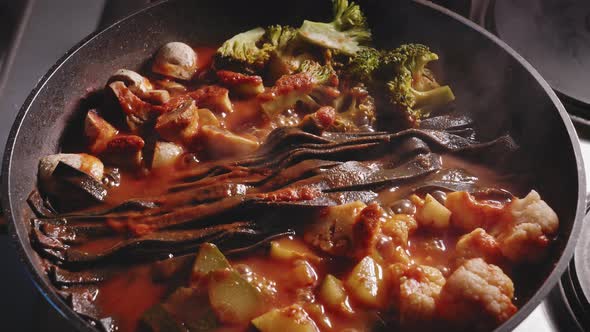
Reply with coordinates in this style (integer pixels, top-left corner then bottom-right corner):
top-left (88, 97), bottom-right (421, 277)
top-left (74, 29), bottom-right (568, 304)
top-left (1, 0), bottom-right (586, 331)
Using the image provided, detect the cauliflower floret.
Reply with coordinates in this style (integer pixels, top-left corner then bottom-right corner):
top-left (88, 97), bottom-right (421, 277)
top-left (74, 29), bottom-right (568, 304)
top-left (438, 258), bottom-right (516, 326)
top-left (389, 263), bottom-right (446, 322)
top-left (495, 190), bottom-right (558, 262)
top-left (455, 228), bottom-right (501, 264)
top-left (304, 201), bottom-right (367, 256)
top-left (445, 191), bottom-right (506, 231)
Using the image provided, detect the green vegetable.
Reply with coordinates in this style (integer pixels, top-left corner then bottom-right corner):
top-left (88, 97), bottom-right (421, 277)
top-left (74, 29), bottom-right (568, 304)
top-left (141, 304), bottom-right (184, 332)
top-left (318, 274), bottom-right (354, 314)
top-left (298, 0), bottom-right (371, 55)
top-left (345, 256), bottom-right (387, 308)
top-left (345, 44), bottom-right (455, 123)
top-left (191, 243), bottom-right (231, 285)
top-left (163, 287), bottom-right (218, 332)
top-left (214, 27), bottom-right (272, 74)
top-left (252, 304), bottom-right (320, 332)
top-left (208, 269), bottom-right (266, 324)
top-left (332, 85), bottom-right (376, 131)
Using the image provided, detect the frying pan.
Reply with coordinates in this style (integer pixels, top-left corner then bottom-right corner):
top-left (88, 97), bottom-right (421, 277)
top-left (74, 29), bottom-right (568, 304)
top-left (1, 0), bottom-right (585, 331)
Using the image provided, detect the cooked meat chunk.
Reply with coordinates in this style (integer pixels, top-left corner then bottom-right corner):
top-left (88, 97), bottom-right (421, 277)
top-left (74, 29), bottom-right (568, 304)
top-left (389, 263), bottom-right (446, 322)
top-left (108, 69), bottom-right (170, 104)
top-left (445, 191), bottom-right (506, 231)
top-left (154, 99), bottom-right (199, 145)
top-left (352, 203), bottom-right (385, 258)
top-left (455, 228), bottom-right (501, 264)
top-left (304, 201), bottom-right (367, 256)
top-left (108, 81), bottom-right (157, 132)
top-left (298, 106), bottom-right (336, 135)
top-left (495, 190), bottom-right (559, 262)
top-left (84, 110), bottom-right (118, 154)
top-left (189, 85), bottom-right (234, 115)
top-left (438, 258), bottom-right (516, 326)
top-left (200, 125), bottom-right (259, 158)
top-left (216, 70), bottom-right (264, 97)
top-left (101, 135), bottom-right (145, 168)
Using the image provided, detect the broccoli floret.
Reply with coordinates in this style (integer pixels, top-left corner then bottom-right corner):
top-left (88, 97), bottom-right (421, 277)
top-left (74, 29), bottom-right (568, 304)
top-left (345, 47), bottom-right (381, 83)
top-left (332, 85), bottom-right (376, 131)
top-left (298, 0), bottom-right (371, 56)
top-left (214, 27), bottom-right (270, 73)
top-left (344, 44), bottom-right (455, 123)
top-left (260, 60), bottom-right (339, 118)
top-left (384, 44), bottom-right (455, 121)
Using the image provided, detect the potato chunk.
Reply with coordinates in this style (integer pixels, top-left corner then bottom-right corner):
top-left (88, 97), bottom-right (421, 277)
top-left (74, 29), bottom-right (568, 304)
top-left (208, 269), bottom-right (266, 324)
top-left (345, 256), bottom-right (387, 308)
top-left (388, 263), bottom-right (445, 322)
top-left (152, 141), bottom-right (184, 169)
top-left (252, 304), bottom-right (320, 332)
top-left (199, 125), bottom-right (259, 159)
top-left (304, 201), bottom-right (367, 256)
top-left (438, 258), bottom-right (516, 325)
top-left (84, 110), bottom-right (118, 154)
top-left (318, 274), bottom-right (354, 315)
top-left (496, 190), bottom-right (558, 262)
top-left (414, 194), bottom-right (451, 229)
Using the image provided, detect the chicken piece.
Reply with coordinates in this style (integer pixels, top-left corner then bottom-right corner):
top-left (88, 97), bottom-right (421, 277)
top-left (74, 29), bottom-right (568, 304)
top-left (216, 70), bottom-right (264, 97)
top-left (151, 141), bottom-right (184, 169)
top-left (455, 228), bottom-right (502, 264)
top-left (304, 201), bottom-right (367, 256)
top-left (154, 99), bottom-right (199, 145)
top-left (495, 190), bottom-right (559, 262)
top-left (108, 81), bottom-right (156, 132)
top-left (352, 203), bottom-right (385, 258)
top-left (438, 258), bottom-right (517, 326)
top-left (199, 125), bottom-right (259, 159)
top-left (189, 85), bottom-right (233, 115)
top-left (84, 110), bottom-right (118, 154)
top-left (445, 191), bottom-right (506, 232)
top-left (39, 153), bottom-right (104, 182)
top-left (298, 106), bottom-right (336, 135)
top-left (388, 263), bottom-right (446, 322)
top-left (101, 135), bottom-right (144, 168)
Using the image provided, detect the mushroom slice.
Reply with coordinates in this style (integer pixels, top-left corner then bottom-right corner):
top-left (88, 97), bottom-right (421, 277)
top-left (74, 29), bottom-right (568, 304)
top-left (108, 81), bottom-right (154, 132)
top-left (189, 85), bottom-right (234, 115)
top-left (152, 141), bottom-right (184, 169)
top-left (39, 153), bottom-right (104, 182)
top-left (108, 69), bottom-right (170, 105)
top-left (216, 70), bottom-right (264, 97)
top-left (101, 135), bottom-right (145, 168)
top-left (200, 125), bottom-right (259, 159)
top-left (155, 99), bottom-right (199, 145)
top-left (84, 110), bottom-right (118, 154)
top-left (154, 79), bottom-right (187, 94)
top-left (152, 42), bottom-right (198, 80)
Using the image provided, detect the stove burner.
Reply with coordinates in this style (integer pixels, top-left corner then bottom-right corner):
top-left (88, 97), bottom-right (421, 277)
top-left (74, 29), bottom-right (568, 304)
top-left (493, 0), bottom-right (590, 107)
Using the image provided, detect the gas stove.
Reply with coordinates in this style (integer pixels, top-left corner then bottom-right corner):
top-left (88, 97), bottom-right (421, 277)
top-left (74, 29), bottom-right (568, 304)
top-left (0, 1), bottom-right (588, 331)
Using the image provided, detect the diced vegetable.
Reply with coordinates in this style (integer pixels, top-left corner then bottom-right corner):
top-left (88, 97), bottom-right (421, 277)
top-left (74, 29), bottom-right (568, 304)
top-left (292, 260), bottom-right (318, 287)
top-left (345, 256), bottom-right (387, 308)
top-left (252, 304), bottom-right (320, 332)
top-left (303, 303), bottom-right (333, 330)
top-left (415, 193), bottom-right (452, 229)
top-left (191, 243), bottom-right (231, 285)
top-left (141, 304), bottom-right (184, 332)
top-left (269, 241), bottom-right (320, 263)
top-left (200, 125), bottom-right (259, 158)
top-left (152, 141), bottom-right (184, 169)
top-left (196, 108), bottom-right (220, 127)
top-left (318, 274), bottom-right (354, 315)
top-left (208, 269), bottom-right (266, 324)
